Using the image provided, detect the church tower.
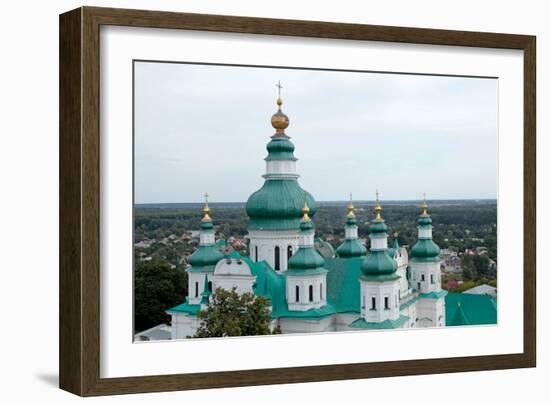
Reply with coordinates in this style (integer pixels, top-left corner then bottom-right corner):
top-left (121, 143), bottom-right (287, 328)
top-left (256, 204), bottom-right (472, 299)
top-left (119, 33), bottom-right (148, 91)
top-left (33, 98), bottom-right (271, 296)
top-left (285, 201), bottom-right (328, 311)
top-left (358, 193), bottom-right (401, 324)
top-left (186, 195), bottom-right (224, 305)
top-left (246, 83), bottom-right (316, 273)
top-left (410, 196), bottom-right (447, 327)
top-left (336, 194), bottom-right (367, 258)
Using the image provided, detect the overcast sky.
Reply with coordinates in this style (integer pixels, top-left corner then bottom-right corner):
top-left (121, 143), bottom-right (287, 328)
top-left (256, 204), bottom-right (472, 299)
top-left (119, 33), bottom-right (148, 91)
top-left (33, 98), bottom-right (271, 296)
top-left (134, 61), bottom-right (497, 204)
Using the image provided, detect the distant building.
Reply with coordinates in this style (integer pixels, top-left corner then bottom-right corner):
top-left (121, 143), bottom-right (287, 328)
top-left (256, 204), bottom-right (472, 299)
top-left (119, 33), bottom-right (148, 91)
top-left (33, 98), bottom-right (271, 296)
top-left (464, 284), bottom-right (497, 298)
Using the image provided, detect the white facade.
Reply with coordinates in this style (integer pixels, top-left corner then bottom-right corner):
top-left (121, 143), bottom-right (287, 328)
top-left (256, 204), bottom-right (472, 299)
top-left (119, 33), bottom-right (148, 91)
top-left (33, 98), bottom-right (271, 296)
top-left (286, 273), bottom-right (327, 311)
top-left (360, 279), bottom-right (400, 322)
top-left (411, 261), bottom-right (442, 294)
top-left (187, 272), bottom-right (209, 305)
top-left (248, 229), bottom-right (299, 272)
top-left (211, 258), bottom-right (256, 295)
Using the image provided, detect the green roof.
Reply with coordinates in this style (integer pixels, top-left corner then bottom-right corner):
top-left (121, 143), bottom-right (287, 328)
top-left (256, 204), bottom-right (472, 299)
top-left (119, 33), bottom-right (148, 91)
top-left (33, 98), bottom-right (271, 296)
top-left (336, 238), bottom-right (367, 258)
top-left (350, 314), bottom-right (410, 329)
top-left (246, 180), bottom-right (316, 230)
top-left (166, 297), bottom-right (201, 316)
top-left (445, 293), bottom-right (497, 326)
top-left (420, 290), bottom-right (448, 299)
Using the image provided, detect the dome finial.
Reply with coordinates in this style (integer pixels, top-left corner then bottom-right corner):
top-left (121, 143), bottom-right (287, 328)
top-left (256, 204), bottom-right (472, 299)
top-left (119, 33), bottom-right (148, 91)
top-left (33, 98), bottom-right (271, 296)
top-left (202, 192), bottom-right (212, 221)
top-left (421, 193), bottom-right (429, 216)
top-left (302, 193), bottom-right (311, 222)
top-left (347, 192), bottom-right (355, 218)
top-left (374, 190), bottom-right (383, 221)
top-left (271, 81), bottom-right (289, 134)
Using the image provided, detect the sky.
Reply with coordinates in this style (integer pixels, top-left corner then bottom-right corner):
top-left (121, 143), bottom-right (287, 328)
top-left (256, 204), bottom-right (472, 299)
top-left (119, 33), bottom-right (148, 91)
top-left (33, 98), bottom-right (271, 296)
top-left (134, 61), bottom-right (498, 204)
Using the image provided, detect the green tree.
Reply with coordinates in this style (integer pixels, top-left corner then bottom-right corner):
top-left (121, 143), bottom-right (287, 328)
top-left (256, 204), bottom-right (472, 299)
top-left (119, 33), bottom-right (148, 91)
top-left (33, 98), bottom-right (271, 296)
top-left (194, 288), bottom-right (279, 337)
top-left (461, 254), bottom-right (476, 281)
top-left (134, 260), bottom-right (187, 332)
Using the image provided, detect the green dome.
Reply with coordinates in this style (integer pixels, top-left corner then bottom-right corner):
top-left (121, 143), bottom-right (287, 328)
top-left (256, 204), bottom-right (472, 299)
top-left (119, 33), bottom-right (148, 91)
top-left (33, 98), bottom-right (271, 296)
top-left (246, 180), bottom-right (316, 230)
top-left (188, 244), bottom-right (224, 268)
top-left (265, 136), bottom-right (296, 161)
top-left (336, 239), bottom-right (367, 258)
top-left (418, 215), bottom-right (433, 226)
top-left (288, 247), bottom-right (325, 270)
top-left (201, 218), bottom-right (213, 230)
top-left (361, 250), bottom-right (398, 278)
top-left (369, 219), bottom-right (388, 234)
top-left (411, 239), bottom-right (440, 261)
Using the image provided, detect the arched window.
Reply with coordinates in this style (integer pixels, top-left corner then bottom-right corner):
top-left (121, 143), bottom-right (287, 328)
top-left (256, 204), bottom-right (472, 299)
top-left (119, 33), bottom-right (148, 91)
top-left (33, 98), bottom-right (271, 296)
top-left (371, 297), bottom-right (376, 310)
top-left (309, 285), bottom-right (313, 302)
top-left (194, 281), bottom-right (199, 298)
top-left (295, 285), bottom-right (300, 302)
top-left (287, 245), bottom-right (293, 262)
top-left (320, 283), bottom-right (323, 301)
top-left (254, 245), bottom-right (258, 262)
top-left (208, 281), bottom-right (212, 293)
top-left (274, 246), bottom-right (280, 271)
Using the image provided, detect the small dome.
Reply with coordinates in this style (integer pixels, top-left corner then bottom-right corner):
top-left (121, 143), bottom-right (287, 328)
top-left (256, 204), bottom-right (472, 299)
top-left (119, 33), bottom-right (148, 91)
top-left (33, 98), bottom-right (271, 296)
top-left (361, 250), bottom-right (397, 277)
top-left (411, 239), bottom-right (440, 260)
top-left (188, 244), bottom-right (224, 268)
top-left (336, 239), bottom-right (366, 258)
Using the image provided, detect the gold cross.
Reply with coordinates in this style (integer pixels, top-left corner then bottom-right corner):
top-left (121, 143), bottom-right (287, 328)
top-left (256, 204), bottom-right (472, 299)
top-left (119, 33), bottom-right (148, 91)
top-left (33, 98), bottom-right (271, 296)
top-left (276, 80), bottom-right (283, 98)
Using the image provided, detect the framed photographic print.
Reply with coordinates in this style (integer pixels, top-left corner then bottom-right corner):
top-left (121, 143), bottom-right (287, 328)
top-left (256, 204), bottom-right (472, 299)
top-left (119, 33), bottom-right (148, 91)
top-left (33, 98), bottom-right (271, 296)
top-left (59, 6), bottom-right (536, 396)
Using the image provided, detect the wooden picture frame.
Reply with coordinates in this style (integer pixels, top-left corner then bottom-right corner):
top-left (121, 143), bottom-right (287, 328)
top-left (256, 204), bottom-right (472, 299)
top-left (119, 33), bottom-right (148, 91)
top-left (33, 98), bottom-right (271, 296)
top-left (59, 6), bottom-right (536, 396)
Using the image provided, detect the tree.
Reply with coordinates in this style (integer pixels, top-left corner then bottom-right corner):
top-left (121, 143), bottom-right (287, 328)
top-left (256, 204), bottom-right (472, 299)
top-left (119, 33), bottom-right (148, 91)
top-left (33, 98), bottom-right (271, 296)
top-left (461, 253), bottom-right (476, 281)
top-left (134, 260), bottom-right (187, 332)
top-left (194, 288), bottom-right (279, 337)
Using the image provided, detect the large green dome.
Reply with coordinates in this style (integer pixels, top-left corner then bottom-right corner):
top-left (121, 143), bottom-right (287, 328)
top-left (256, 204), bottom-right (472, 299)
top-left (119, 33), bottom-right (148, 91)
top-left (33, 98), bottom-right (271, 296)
top-left (246, 180), bottom-right (316, 231)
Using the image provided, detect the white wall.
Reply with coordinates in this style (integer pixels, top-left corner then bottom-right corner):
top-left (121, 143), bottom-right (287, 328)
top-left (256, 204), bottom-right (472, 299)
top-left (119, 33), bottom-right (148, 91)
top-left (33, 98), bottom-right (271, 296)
top-left (0, 1), bottom-right (547, 402)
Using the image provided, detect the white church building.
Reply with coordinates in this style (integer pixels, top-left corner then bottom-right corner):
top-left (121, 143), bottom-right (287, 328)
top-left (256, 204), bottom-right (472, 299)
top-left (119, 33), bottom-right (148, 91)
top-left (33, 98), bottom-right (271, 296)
top-left (162, 92), bottom-right (494, 340)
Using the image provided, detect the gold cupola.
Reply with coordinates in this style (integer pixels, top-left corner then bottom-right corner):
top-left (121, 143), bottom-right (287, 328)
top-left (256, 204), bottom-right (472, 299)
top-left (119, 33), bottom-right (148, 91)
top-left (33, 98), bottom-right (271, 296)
top-left (271, 81), bottom-right (289, 135)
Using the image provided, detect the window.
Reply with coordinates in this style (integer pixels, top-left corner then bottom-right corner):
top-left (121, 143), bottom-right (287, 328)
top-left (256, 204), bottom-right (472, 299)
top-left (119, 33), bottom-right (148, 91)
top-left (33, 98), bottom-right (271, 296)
top-left (208, 281), bottom-right (212, 292)
top-left (384, 297), bottom-right (389, 309)
top-left (309, 285), bottom-right (313, 302)
top-left (421, 274), bottom-right (425, 281)
top-left (255, 245), bottom-right (258, 262)
top-left (430, 274), bottom-right (434, 284)
top-left (274, 246), bottom-right (280, 271)
top-left (295, 285), bottom-right (300, 302)
top-left (194, 281), bottom-right (199, 298)
top-left (371, 297), bottom-right (376, 310)
top-left (287, 245), bottom-right (293, 261)
top-left (320, 283), bottom-right (323, 300)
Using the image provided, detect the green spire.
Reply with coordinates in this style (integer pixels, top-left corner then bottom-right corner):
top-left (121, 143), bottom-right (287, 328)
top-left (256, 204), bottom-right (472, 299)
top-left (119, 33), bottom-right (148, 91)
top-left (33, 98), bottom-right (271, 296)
top-left (287, 200), bottom-right (326, 274)
top-left (200, 275), bottom-right (211, 305)
top-left (361, 192), bottom-right (398, 280)
top-left (337, 193), bottom-right (366, 258)
top-left (411, 195), bottom-right (440, 262)
top-left (188, 195), bottom-right (224, 270)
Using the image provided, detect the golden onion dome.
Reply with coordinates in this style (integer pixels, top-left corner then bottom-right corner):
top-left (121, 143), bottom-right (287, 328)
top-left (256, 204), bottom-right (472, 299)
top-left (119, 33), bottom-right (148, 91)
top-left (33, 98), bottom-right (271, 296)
top-left (271, 98), bottom-right (289, 133)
